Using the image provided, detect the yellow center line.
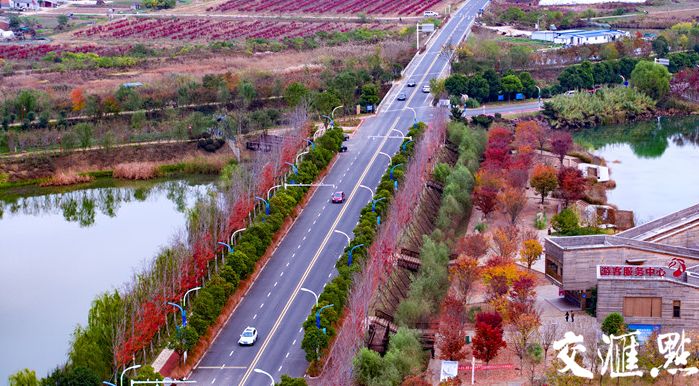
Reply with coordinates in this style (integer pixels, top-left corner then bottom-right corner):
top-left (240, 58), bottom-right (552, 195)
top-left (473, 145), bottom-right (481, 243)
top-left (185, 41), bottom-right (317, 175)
top-left (237, 14), bottom-right (473, 385)
top-left (237, 116), bottom-right (403, 386)
top-left (405, 13), bottom-right (473, 106)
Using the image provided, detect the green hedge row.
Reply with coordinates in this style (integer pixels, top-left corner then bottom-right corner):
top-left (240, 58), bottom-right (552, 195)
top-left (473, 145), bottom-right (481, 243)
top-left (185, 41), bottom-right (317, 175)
top-left (186, 127), bottom-right (345, 338)
top-left (300, 122), bottom-right (426, 363)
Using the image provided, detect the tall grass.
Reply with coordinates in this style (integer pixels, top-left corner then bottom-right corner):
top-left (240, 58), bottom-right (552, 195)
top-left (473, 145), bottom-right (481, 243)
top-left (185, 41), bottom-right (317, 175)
top-left (545, 87), bottom-right (655, 130)
top-left (157, 157), bottom-right (228, 175)
top-left (39, 173), bottom-right (93, 187)
top-left (113, 162), bottom-right (161, 180)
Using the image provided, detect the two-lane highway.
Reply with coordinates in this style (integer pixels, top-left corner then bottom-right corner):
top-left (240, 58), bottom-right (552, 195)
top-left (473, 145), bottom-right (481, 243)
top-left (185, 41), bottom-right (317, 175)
top-left (187, 1), bottom-right (491, 385)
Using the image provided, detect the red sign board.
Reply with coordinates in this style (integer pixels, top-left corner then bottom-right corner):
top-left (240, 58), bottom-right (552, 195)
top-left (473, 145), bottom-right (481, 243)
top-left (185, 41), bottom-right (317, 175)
top-left (458, 363), bottom-right (514, 371)
top-left (599, 266), bottom-right (666, 278)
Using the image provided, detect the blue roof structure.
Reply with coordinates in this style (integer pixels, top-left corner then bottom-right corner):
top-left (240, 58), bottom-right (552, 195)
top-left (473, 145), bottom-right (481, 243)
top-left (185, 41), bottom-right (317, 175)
top-left (121, 82), bottom-right (142, 88)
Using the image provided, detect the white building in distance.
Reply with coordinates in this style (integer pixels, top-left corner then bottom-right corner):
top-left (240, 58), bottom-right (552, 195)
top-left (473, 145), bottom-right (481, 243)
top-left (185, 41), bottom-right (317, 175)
top-left (531, 29), bottom-right (629, 46)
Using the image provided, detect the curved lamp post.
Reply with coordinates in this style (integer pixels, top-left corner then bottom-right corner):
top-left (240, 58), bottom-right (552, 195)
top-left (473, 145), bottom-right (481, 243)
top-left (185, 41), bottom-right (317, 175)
top-left (300, 287), bottom-right (319, 307)
top-left (121, 364), bottom-right (141, 386)
top-left (348, 244), bottom-right (364, 267)
top-left (183, 286), bottom-right (201, 308)
top-left (284, 162), bottom-right (298, 176)
top-left (321, 115), bottom-right (334, 130)
top-left (253, 369), bottom-right (275, 386)
top-left (331, 105), bottom-right (343, 120)
top-left (535, 85), bottom-right (542, 108)
top-left (390, 164), bottom-right (404, 180)
top-left (230, 227), bottom-right (246, 245)
top-left (167, 302), bottom-right (186, 327)
top-left (402, 140), bottom-right (414, 152)
top-left (254, 196), bottom-right (269, 216)
top-left (372, 197), bottom-right (386, 212)
top-left (218, 242), bottom-right (232, 253)
top-left (103, 382), bottom-right (116, 386)
top-left (316, 304), bottom-right (335, 329)
top-left (302, 138), bottom-right (315, 149)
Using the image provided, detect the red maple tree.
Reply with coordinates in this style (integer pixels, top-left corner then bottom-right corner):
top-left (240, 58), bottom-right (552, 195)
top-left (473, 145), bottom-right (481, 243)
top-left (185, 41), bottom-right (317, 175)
top-left (472, 321), bottom-right (507, 377)
top-left (557, 166), bottom-right (586, 207)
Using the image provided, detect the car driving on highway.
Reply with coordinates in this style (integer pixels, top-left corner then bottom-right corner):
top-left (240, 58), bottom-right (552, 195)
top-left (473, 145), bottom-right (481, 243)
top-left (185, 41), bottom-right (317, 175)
top-left (396, 92), bottom-right (407, 101)
top-left (407, 79), bottom-right (416, 87)
top-left (422, 85), bottom-right (431, 93)
top-left (332, 191), bottom-right (346, 203)
top-left (238, 327), bottom-right (258, 345)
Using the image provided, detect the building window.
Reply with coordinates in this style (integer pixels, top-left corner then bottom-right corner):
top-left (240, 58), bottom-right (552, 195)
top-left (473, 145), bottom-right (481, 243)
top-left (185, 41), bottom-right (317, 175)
top-left (623, 297), bottom-right (662, 318)
top-left (673, 301), bottom-right (681, 318)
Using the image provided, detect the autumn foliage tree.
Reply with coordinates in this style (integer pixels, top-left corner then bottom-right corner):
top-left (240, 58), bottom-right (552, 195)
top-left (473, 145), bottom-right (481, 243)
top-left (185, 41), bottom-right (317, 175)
top-left (498, 185), bottom-right (527, 225)
top-left (71, 89), bottom-right (86, 112)
top-left (449, 256), bottom-right (481, 304)
top-left (456, 233), bottom-right (489, 259)
top-left (436, 295), bottom-right (468, 361)
top-left (472, 321), bottom-right (507, 378)
top-left (557, 166), bottom-right (586, 207)
top-left (529, 164), bottom-right (558, 204)
top-left (520, 239), bottom-right (543, 270)
top-left (472, 185), bottom-right (499, 219)
top-left (490, 225), bottom-right (520, 262)
top-left (551, 131), bottom-right (573, 166)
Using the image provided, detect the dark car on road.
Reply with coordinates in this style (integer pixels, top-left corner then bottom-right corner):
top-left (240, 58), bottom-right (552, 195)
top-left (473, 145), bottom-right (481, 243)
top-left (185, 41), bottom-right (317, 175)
top-left (332, 191), bottom-right (346, 203)
top-left (339, 145), bottom-right (348, 152)
top-left (397, 93), bottom-right (407, 101)
top-left (343, 134), bottom-right (349, 141)
top-left (407, 79), bottom-right (416, 87)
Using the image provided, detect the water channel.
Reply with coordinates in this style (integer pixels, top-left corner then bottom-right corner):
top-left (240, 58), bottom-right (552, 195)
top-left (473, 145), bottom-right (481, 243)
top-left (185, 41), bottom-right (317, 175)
top-left (0, 176), bottom-right (217, 385)
top-left (574, 115), bottom-right (699, 223)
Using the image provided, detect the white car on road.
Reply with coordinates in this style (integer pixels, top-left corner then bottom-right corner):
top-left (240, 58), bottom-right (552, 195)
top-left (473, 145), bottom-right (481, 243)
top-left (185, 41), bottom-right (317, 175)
top-left (238, 326), bottom-right (258, 345)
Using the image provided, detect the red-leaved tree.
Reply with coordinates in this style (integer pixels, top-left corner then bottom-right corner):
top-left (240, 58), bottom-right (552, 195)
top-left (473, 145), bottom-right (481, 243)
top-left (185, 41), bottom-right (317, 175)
top-left (436, 294), bottom-right (467, 361)
top-left (551, 131), bottom-right (573, 166)
top-left (497, 185), bottom-right (527, 225)
top-left (472, 321), bottom-right (507, 377)
top-left (557, 166), bottom-right (586, 207)
top-left (456, 233), bottom-right (489, 259)
top-left (472, 185), bottom-right (499, 219)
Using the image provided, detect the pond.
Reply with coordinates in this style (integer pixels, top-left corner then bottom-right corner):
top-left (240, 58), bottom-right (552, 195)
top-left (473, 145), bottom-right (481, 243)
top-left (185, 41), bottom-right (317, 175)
top-left (574, 115), bottom-right (699, 223)
top-left (0, 176), bottom-right (216, 385)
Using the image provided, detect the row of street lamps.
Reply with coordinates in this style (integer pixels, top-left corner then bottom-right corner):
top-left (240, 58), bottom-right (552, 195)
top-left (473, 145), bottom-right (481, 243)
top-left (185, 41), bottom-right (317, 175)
top-left (107, 364), bottom-right (275, 386)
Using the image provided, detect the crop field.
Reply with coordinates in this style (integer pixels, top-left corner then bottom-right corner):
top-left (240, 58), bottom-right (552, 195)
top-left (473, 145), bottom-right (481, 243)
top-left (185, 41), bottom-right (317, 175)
top-left (0, 44), bottom-right (132, 60)
top-left (71, 18), bottom-right (388, 42)
top-left (204, 0), bottom-right (442, 15)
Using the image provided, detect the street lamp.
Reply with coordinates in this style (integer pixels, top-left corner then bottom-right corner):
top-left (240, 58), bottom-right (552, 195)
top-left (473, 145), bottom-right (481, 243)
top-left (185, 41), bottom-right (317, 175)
top-left (300, 287), bottom-right (319, 307)
top-left (402, 140), bottom-right (414, 152)
top-left (372, 197), bottom-right (386, 212)
top-left (218, 242), bottom-right (232, 253)
top-left (348, 244), bottom-right (364, 267)
top-left (535, 85), bottom-right (541, 108)
top-left (167, 302), bottom-right (186, 327)
top-left (121, 365), bottom-right (141, 386)
top-left (296, 150), bottom-right (309, 165)
top-left (254, 196), bottom-right (269, 216)
top-left (183, 286), bottom-right (201, 308)
top-left (230, 227), bottom-right (246, 245)
top-left (284, 162), bottom-right (298, 175)
top-left (331, 105), bottom-right (343, 120)
top-left (390, 164), bottom-right (404, 180)
top-left (321, 115), bottom-right (334, 130)
top-left (253, 369), bottom-right (275, 386)
top-left (619, 74), bottom-right (627, 87)
top-left (334, 229), bottom-right (351, 244)
top-left (316, 304), bottom-right (335, 329)
top-left (103, 382), bottom-right (116, 386)
top-left (302, 138), bottom-right (315, 149)
top-left (405, 107), bottom-right (424, 131)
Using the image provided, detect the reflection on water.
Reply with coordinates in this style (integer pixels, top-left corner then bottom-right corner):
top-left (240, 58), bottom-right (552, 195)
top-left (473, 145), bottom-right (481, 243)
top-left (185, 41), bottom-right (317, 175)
top-left (574, 115), bottom-right (699, 222)
top-left (0, 178), bottom-right (211, 227)
top-left (0, 176), bottom-right (216, 385)
top-left (574, 115), bottom-right (699, 159)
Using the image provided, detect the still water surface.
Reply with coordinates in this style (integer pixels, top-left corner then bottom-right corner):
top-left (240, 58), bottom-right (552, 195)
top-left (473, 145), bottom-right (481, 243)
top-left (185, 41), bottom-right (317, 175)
top-left (575, 115), bottom-right (699, 222)
top-left (0, 177), bottom-right (215, 385)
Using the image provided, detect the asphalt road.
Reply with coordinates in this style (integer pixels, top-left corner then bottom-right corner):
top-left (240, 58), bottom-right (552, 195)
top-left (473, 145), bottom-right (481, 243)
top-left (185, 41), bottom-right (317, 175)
top-left (463, 101), bottom-right (542, 117)
top-left (186, 2), bottom-right (490, 385)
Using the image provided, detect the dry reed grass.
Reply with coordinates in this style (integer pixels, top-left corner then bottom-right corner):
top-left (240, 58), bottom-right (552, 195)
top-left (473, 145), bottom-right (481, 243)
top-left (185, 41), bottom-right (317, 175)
top-left (39, 173), bottom-right (93, 187)
top-left (113, 162), bottom-right (161, 180)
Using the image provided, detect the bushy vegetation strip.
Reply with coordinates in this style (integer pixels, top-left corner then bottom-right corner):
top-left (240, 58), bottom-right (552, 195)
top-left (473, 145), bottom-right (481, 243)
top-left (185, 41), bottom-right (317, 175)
top-left (63, 122), bottom-right (343, 383)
